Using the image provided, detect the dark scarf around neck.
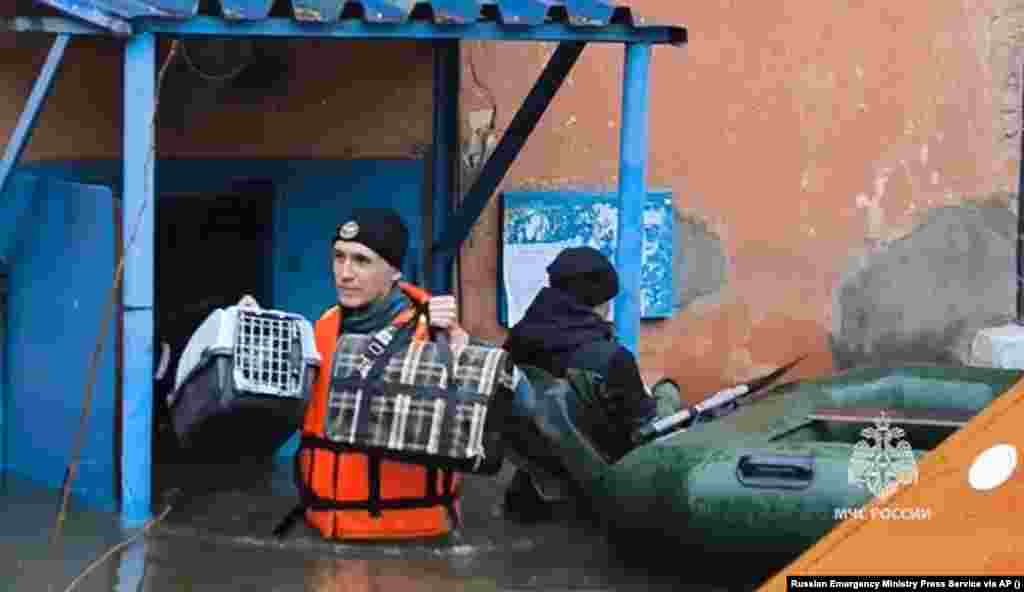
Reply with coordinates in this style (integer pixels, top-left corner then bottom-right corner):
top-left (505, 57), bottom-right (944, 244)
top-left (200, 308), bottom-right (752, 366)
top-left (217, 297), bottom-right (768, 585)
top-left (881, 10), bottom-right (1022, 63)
top-left (339, 284), bottom-right (412, 334)
top-left (504, 286), bottom-right (615, 358)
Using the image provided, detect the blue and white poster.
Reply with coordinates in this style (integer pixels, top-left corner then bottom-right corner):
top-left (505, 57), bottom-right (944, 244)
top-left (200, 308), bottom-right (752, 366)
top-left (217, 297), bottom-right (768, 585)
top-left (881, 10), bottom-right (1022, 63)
top-left (499, 189), bottom-right (675, 327)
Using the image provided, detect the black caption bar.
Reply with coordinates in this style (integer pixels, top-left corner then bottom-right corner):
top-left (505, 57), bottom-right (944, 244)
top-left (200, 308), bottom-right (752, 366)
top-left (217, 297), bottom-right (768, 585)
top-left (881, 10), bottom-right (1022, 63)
top-left (788, 577), bottom-right (1024, 591)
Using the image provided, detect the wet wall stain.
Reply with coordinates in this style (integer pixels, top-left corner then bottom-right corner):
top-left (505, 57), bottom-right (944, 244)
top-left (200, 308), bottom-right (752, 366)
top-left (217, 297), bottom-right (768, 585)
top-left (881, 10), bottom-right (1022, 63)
top-left (673, 207), bottom-right (727, 312)
top-left (831, 197), bottom-right (1018, 370)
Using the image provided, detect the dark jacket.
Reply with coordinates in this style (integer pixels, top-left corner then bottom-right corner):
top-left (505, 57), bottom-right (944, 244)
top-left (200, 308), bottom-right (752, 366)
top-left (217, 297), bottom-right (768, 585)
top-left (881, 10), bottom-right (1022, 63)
top-left (503, 287), bottom-right (657, 458)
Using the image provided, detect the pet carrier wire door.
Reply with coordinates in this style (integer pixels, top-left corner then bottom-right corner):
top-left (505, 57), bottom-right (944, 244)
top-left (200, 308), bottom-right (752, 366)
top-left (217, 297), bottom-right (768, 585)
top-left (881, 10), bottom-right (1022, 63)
top-left (168, 297), bottom-right (320, 461)
top-left (232, 310), bottom-right (312, 399)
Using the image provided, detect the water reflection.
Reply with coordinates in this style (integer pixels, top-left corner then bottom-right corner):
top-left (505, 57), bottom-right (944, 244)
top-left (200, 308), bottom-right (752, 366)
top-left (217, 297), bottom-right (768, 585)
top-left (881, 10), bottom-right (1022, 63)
top-left (304, 558), bottom-right (498, 592)
top-left (119, 536), bottom-right (509, 592)
top-left (116, 536), bottom-right (147, 592)
top-left (1, 474), bottom-right (124, 591)
top-left (1, 471), bottom-right (759, 592)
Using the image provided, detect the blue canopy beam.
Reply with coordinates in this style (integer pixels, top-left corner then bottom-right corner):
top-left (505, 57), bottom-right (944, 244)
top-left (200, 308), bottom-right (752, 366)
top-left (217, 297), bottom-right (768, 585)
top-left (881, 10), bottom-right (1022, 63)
top-left (121, 31), bottom-right (156, 529)
top-left (432, 40), bottom-right (585, 257)
top-left (0, 33), bottom-right (71, 200)
top-left (32, 0), bottom-right (196, 33)
top-left (429, 39), bottom-right (461, 294)
top-left (0, 17), bottom-right (116, 35)
top-left (137, 16), bottom-right (683, 43)
top-left (613, 42), bottom-right (650, 356)
top-left (0, 15), bottom-right (686, 45)
top-left (30, 4), bottom-right (132, 35)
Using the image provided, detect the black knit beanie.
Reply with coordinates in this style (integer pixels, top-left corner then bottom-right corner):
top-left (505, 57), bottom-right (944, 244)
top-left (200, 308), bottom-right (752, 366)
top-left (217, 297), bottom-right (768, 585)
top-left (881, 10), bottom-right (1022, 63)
top-left (333, 208), bottom-right (409, 270)
top-left (547, 246), bottom-right (619, 307)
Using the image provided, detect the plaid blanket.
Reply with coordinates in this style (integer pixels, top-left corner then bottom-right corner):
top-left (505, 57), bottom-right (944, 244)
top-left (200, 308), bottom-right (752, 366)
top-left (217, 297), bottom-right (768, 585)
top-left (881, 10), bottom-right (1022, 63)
top-left (324, 334), bottom-right (519, 463)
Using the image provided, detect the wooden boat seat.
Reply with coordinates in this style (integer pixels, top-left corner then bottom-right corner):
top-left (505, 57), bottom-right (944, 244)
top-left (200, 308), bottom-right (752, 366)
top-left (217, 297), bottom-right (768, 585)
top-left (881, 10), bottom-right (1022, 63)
top-left (808, 406), bottom-right (975, 428)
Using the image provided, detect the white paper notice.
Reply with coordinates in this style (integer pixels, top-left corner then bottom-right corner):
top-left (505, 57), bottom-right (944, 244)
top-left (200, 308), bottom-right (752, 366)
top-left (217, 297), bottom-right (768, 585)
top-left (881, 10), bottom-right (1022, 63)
top-left (501, 190), bottom-right (676, 326)
top-left (503, 240), bottom-right (617, 326)
top-left (504, 241), bottom-right (568, 326)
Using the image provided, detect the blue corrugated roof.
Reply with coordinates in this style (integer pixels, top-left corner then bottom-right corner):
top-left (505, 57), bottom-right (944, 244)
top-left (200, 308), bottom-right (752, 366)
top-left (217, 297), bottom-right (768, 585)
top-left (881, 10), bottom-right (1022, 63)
top-left (34, 0), bottom-right (657, 28)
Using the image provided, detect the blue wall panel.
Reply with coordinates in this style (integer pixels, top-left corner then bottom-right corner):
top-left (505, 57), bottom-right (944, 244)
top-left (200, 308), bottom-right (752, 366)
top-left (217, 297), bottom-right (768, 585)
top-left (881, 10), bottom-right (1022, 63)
top-left (271, 159), bottom-right (426, 325)
top-left (0, 265), bottom-right (5, 473)
top-left (0, 172), bottom-right (41, 474)
top-left (0, 173), bottom-right (42, 265)
top-left (498, 188), bottom-right (675, 327)
top-left (5, 174), bottom-right (118, 512)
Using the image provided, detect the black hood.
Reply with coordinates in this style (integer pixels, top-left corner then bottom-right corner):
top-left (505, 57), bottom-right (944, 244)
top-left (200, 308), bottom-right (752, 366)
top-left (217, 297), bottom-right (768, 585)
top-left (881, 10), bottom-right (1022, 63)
top-left (504, 287), bottom-right (615, 369)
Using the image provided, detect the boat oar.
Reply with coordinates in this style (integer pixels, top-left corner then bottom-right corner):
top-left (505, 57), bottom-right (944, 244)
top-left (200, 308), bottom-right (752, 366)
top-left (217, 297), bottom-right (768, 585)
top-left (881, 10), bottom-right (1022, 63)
top-left (633, 356), bottom-right (806, 444)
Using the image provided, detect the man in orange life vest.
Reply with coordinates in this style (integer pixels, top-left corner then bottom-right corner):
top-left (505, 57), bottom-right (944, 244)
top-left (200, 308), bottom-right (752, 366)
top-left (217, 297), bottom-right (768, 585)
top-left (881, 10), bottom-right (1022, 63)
top-left (299, 207), bottom-right (473, 540)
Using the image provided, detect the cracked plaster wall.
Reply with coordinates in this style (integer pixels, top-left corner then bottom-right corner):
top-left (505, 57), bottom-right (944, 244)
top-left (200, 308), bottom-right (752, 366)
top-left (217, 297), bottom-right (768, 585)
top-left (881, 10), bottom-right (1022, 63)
top-left (832, 197), bottom-right (1017, 370)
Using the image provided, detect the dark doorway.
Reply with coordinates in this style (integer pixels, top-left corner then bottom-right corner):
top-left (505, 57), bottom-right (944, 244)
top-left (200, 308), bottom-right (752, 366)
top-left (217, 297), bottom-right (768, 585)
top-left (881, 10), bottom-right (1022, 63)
top-left (153, 184), bottom-right (275, 467)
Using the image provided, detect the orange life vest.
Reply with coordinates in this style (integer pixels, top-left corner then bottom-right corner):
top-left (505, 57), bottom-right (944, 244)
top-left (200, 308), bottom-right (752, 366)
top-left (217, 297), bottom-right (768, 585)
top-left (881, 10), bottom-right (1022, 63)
top-left (294, 282), bottom-right (463, 540)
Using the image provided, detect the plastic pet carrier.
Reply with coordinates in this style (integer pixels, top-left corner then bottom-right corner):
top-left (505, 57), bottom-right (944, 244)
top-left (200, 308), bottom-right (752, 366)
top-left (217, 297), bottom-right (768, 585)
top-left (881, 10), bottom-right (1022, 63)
top-left (167, 296), bottom-right (320, 461)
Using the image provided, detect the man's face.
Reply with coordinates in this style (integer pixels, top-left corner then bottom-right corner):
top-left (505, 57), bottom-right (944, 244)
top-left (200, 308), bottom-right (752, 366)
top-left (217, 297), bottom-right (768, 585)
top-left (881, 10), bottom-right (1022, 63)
top-left (332, 240), bottom-right (401, 309)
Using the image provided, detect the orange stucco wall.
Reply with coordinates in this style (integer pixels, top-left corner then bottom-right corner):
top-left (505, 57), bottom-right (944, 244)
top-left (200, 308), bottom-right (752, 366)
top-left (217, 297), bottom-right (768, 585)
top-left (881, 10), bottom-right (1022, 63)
top-left (455, 0), bottom-right (1024, 400)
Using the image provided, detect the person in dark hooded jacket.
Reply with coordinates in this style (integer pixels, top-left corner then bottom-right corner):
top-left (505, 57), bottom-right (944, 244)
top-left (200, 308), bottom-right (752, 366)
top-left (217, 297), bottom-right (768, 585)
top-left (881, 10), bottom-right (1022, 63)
top-left (501, 246), bottom-right (666, 520)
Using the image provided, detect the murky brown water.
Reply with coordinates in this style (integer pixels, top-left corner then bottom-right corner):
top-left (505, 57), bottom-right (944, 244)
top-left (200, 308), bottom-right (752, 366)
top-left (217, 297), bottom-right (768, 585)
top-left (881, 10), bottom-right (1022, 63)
top-left (2, 465), bottom-right (775, 592)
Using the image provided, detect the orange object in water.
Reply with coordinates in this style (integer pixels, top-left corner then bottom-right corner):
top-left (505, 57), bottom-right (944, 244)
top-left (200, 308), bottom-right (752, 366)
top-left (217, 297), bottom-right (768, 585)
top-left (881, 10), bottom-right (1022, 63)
top-left (297, 282), bottom-right (461, 541)
top-left (758, 375), bottom-right (1024, 586)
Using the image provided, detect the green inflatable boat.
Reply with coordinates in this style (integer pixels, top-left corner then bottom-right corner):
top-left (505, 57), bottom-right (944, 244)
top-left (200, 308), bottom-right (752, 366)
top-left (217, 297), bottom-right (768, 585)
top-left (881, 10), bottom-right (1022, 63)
top-left (506, 363), bottom-right (1023, 559)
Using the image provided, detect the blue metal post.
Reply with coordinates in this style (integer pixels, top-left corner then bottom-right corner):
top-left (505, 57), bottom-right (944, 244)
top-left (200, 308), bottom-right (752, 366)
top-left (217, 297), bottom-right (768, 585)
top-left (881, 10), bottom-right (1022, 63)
top-left (0, 33), bottom-right (70, 198)
top-left (121, 32), bottom-right (156, 529)
top-left (614, 43), bottom-right (651, 356)
top-left (430, 40), bottom-right (460, 294)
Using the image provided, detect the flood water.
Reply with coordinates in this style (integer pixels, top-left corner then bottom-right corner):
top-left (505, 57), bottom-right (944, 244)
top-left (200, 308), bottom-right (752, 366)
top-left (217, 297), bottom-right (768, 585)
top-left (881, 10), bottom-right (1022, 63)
top-left (1, 462), bottom-right (782, 592)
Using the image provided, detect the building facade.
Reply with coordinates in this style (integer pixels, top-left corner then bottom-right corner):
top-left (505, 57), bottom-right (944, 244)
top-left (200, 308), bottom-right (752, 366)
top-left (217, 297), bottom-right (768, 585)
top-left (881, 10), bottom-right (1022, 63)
top-left (456, 0), bottom-right (1024, 398)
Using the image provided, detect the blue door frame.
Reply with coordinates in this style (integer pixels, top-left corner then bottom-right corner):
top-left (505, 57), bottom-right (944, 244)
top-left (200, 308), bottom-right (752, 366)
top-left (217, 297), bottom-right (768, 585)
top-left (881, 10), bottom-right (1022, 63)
top-left (1, 11), bottom-right (685, 527)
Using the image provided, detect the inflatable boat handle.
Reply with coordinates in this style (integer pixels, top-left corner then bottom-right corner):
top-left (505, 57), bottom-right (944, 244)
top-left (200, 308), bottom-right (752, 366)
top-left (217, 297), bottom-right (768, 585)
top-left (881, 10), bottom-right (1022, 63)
top-left (736, 453), bottom-right (815, 490)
